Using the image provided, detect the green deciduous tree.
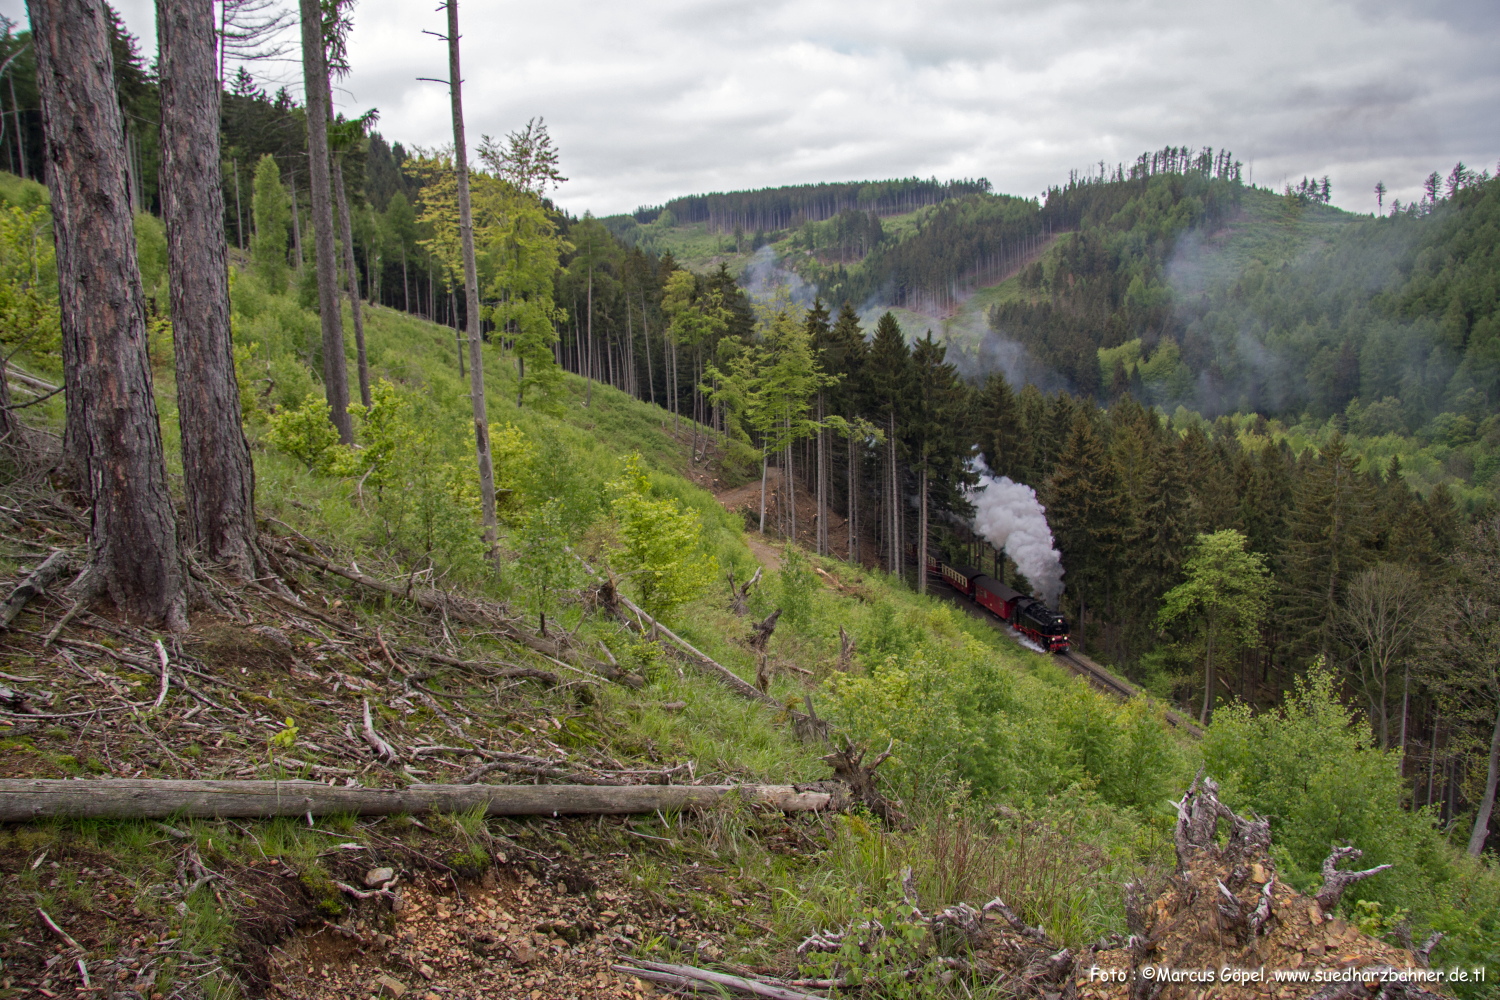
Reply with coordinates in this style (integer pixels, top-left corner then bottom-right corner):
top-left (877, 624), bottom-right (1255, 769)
top-left (482, 186), bottom-right (570, 409)
top-left (607, 453), bottom-right (714, 620)
top-left (1157, 528), bottom-right (1269, 724)
top-left (1336, 563), bottom-right (1426, 750)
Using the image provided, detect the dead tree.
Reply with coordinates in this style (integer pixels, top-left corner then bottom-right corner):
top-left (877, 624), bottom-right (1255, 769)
top-left (837, 625), bottom-right (856, 671)
top-left (31, 0), bottom-right (187, 627)
top-left (727, 565), bottom-right (762, 615)
top-left (157, 0), bottom-right (260, 578)
top-left (747, 607), bottom-right (781, 692)
top-left (821, 735), bottom-right (902, 825)
top-left (440, 0), bottom-right (500, 566)
top-left (1314, 845), bottom-right (1392, 912)
top-left (296, 0), bottom-right (352, 442)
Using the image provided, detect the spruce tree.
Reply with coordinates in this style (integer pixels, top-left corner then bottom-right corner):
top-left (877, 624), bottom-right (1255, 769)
top-left (864, 312), bottom-right (912, 576)
top-left (1126, 426), bottom-right (1192, 615)
top-left (908, 332), bottom-right (974, 592)
top-left (1279, 433), bottom-right (1374, 659)
top-left (1045, 411), bottom-right (1126, 646)
top-left (975, 372), bottom-right (1019, 478)
top-left (824, 302), bottom-right (868, 560)
top-left (805, 299), bottom-right (833, 554)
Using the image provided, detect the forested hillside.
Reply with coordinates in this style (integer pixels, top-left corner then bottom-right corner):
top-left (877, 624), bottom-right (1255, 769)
top-left (2, 5), bottom-right (1499, 999)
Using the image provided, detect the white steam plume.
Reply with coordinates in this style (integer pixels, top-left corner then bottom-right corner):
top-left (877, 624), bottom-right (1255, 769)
top-left (967, 461), bottom-right (1065, 607)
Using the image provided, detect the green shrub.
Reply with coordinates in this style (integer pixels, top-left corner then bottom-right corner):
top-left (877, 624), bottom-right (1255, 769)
top-left (778, 545), bottom-right (817, 626)
top-left (265, 395), bottom-right (343, 472)
top-left (607, 452), bottom-right (715, 620)
top-left (1204, 665), bottom-right (1500, 988)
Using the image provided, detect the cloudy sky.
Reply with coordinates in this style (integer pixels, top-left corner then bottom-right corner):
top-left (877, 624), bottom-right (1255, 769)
top-left (17, 0), bottom-right (1499, 217)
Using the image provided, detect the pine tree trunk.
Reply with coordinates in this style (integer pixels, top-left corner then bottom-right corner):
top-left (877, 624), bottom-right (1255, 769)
top-left (331, 148), bottom-right (370, 408)
top-left (297, 0), bottom-right (352, 443)
top-left (156, 0), bottom-right (259, 579)
top-left (33, 0), bottom-right (186, 627)
top-left (584, 260), bottom-right (594, 406)
top-left (445, 0), bottom-right (500, 567)
top-left (848, 430), bottom-right (857, 562)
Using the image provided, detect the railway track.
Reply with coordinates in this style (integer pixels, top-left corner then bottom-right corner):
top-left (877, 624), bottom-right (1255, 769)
top-left (1057, 649), bottom-right (1202, 737)
top-left (928, 577), bottom-right (1203, 738)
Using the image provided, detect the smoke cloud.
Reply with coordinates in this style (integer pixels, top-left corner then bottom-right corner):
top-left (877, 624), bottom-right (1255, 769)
top-left (743, 245), bottom-right (819, 309)
top-left (967, 465), bottom-right (1066, 607)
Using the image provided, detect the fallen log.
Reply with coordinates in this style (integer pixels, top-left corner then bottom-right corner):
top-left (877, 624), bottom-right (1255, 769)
top-left (0, 778), bottom-right (850, 822)
top-left (1, 549), bottom-right (74, 629)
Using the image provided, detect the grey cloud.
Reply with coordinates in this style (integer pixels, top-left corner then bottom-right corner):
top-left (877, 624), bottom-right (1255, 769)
top-left (6, 0), bottom-right (1495, 216)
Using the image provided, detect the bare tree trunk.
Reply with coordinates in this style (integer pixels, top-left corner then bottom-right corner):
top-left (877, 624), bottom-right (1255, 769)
top-left (816, 397), bottom-right (826, 555)
top-left (297, 0), bottom-right (352, 442)
top-left (641, 290), bottom-right (655, 405)
top-left (1201, 625), bottom-right (1215, 726)
top-left (584, 259), bottom-right (594, 406)
top-left (330, 148), bottom-right (370, 408)
top-left (444, 0), bottom-right (499, 567)
top-left (33, 0), bottom-right (186, 627)
top-left (157, 0), bottom-right (259, 579)
top-left (759, 450), bottom-right (768, 535)
top-left (917, 465), bottom-right (928, 594)
top-left (0, 778), bottom-right (844, 822)
top-left (1468, 704), bottom-right (1500, 857)
top-left (287, 167), bottom-right (303, 269)
top-left (0, 355), bottom-right (16, 446)
top-left (847, 430), bottom-right (856, 562)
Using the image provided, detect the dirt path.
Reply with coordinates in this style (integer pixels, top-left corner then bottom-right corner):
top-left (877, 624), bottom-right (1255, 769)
top-left (713, 473), bottom-right (784, 572)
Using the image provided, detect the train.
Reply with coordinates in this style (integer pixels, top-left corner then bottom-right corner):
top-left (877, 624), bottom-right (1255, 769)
top-left (924, 553), bottom-right (1071, 653)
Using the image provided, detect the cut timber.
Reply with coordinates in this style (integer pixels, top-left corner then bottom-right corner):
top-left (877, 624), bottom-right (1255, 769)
top-left (0, 779), bottom-right (849, 821)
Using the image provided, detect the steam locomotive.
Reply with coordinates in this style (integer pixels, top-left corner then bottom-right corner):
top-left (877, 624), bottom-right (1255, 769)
top-left (924, 554), bottom-right (1071, 653)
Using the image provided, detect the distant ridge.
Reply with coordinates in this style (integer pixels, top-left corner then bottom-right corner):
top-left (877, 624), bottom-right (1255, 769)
top-left (629, 177), bottom-right (992, 234)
